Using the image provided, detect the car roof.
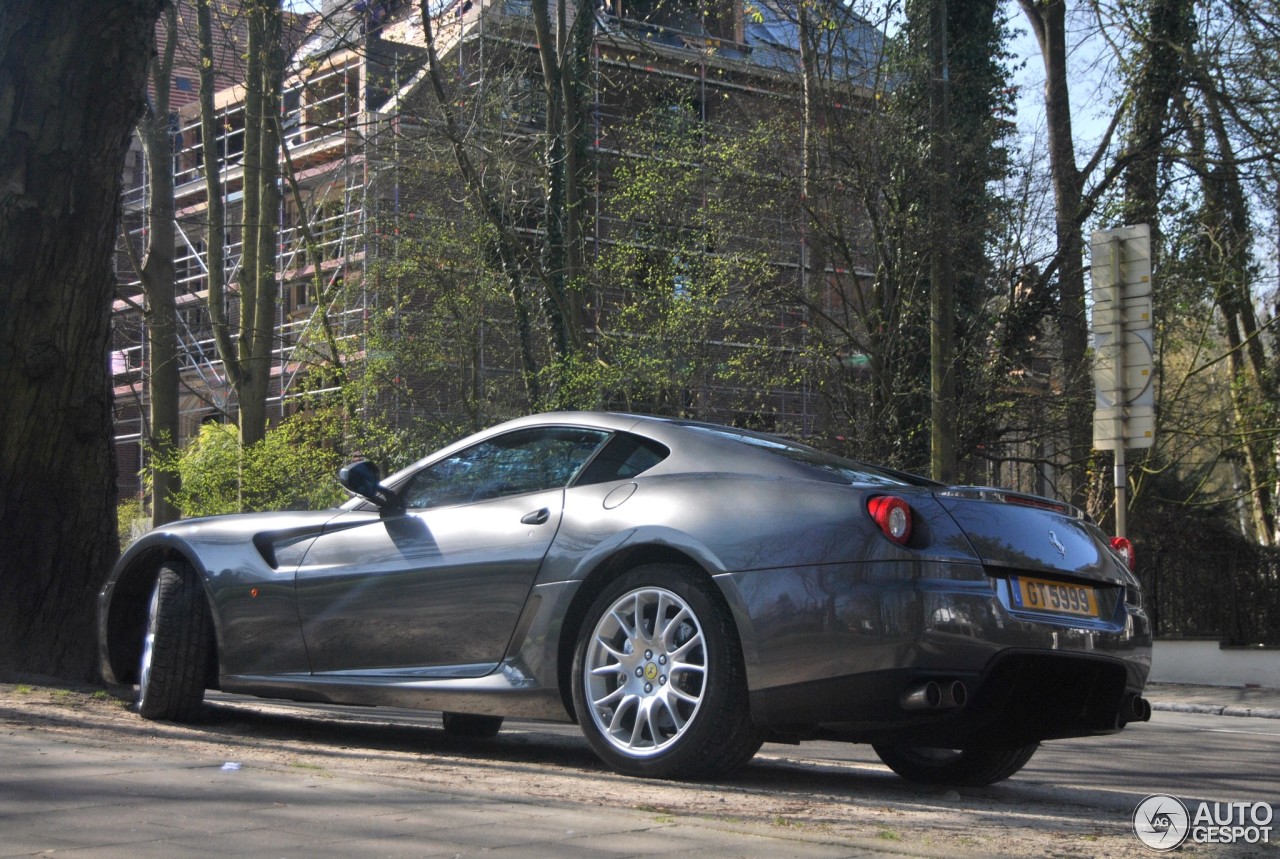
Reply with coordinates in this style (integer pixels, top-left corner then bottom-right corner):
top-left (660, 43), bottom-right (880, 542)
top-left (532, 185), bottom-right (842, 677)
top-left (370, 411), bottom-right (928, 492)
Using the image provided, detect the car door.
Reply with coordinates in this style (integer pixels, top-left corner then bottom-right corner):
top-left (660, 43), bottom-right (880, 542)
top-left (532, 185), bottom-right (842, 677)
top-left (294, 427), bottom-right (608, 676)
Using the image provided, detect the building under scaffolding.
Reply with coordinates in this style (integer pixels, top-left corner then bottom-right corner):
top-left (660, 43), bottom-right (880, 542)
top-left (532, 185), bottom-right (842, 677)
top-left (111, 0), bottom-right (884, 498)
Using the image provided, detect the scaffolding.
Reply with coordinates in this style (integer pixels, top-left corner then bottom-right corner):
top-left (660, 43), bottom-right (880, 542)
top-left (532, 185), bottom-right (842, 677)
top-left (113, 45), bottom-right (384, 494)
top-left (111, 0), bottom-right (870, 494)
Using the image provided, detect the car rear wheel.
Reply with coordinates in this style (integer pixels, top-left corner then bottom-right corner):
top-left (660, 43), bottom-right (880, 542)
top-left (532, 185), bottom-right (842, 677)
top-left (872, 742), bottom-right (1039, 786)
top-left (137, 561), bottom-right (210, 722)
top-left (441, 712), bottom-right (504, 738)
top-left (572, 564), bottom-right (763, 779)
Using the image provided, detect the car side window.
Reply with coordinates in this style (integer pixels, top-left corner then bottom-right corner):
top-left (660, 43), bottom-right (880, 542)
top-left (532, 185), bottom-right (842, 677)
top-left (574, 433), bottom-right (669, 486)
top-left (399, 427), bottom-right (609, 509)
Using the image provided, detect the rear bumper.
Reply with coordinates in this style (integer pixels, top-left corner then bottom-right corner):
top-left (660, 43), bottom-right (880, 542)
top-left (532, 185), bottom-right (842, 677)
top-left (751, 650), bottom-right (1149, 745)
top-left (719, 560), bottom-right (1152, 742)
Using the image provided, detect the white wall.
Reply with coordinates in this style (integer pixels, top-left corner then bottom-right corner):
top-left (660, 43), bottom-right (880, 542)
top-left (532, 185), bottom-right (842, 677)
top-left (1151, 639), bottom-right (1280, 688)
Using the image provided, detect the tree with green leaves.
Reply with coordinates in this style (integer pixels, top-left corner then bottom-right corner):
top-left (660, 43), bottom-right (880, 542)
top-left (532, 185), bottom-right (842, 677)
top-left (585, 108), bottom-right (786, 419)
top-left (159, 414), bottom-right (349, 516)
top-left (786, 0), bottom-right (1014, 474)
top-left (357, 139), bottom-right (533, 439)
top-left (416, 0), bottom-right (596, 406)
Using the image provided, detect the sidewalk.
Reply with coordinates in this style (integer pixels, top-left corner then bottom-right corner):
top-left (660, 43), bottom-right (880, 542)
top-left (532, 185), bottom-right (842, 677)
top-left (1146, 681), bottom-right (1280, 719)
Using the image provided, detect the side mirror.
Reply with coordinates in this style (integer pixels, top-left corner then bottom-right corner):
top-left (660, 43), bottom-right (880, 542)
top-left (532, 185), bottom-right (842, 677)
top-left (338, 461), bottom-right (400, 511)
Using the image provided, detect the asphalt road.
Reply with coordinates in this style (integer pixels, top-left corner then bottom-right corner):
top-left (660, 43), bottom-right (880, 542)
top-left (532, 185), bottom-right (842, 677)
top-left (788, 709), bottom-right (1280, 807)
top-left (206, 691), bottom-right (1280, 802)
top-left (4, 686), bottom-right (1277, 857)
top-left (228, 691), bottom-right (1280, 807)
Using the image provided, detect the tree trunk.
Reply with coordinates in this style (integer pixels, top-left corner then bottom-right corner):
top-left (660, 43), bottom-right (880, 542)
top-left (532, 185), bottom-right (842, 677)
top-left (197, 0), bottom-right (232, 389)
top-left (1189, 85), bottom-right (1277, 544)
top-left (201, 0), bottom-right (282, 449)
top-left (1120, 0), bottom-right (1190, 229)
top-left (241, 0), bottom-right (283, 447)
top-left (0, 0), bottom-right (164, 679)
top-left (135, 0), bottom-right (182, 525)
top-left (532, 0), bottom-right (592, 386)
top-left (927, 0), bottom-right (956, 482)
top-left (1020, 0), bottom-right (1090, 507)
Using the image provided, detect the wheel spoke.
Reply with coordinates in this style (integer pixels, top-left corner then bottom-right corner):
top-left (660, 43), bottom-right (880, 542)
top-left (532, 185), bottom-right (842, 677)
top-left (670, 632), bottom-right (703, 663)
top-left (655, 693), bottom-right (687, 732)
top-left (609, 604), bottom-right (636, 640)
top-left (645, 699), bottom-right (668, 744)
top-left (656, 604), bottom-right (690, 648)
top-left (628, 699), bottom-right (651, 746)
top-left (594, 635), bottom-right (629, 662)
top-left (609, 693), bottom-right (639, 734)
top-left (590, 660), bottom-right (624, 677)
top-left (592, 685), bottom-right (626, 709)
top-left (667, 683), bottom-right (700, 705)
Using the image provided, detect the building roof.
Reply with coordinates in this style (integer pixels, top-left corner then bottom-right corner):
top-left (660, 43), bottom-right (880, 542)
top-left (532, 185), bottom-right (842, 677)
top-left (369, 0), bottom-right (884, 96)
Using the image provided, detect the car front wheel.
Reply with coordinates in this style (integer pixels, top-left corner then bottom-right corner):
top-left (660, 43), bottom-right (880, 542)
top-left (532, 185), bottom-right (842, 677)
top-left (137, 561), bottom-right (210, 722)
top-left (572, 564), bottom-right (763, 779)
top-left (872, 742), bottom-right (1039, 786)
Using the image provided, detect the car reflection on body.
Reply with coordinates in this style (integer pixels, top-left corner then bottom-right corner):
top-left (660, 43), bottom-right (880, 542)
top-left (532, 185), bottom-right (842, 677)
top-left (99, 412), bottom-right (1152, 784)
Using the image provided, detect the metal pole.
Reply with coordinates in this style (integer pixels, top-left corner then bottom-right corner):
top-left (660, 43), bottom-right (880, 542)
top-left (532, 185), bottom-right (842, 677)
top-left (1114, 445), bottom-right (1127, 538)
top-left (1111, 236), bottom-right (1127, 538)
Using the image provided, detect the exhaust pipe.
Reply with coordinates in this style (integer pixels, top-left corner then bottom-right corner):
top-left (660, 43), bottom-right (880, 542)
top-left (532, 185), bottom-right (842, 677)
top-left (1120, 694), bottom-right (1152, 725)
top-left (941, 680), bottom-right (968, 709)
top-left (901, 680), bottom-right (968, 711)
top-left (900, 681), bottom-right (942, 711)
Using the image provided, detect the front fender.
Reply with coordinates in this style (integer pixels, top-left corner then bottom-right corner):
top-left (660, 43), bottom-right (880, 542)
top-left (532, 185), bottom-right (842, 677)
top-left (98, 533), bottom-right (209, 687)
top-left (99, 510), bottom-right (345, 686)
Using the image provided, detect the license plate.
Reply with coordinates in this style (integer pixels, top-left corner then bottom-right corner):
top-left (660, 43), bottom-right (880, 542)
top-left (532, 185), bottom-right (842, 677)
top-left (1010, 576), bottom-right (1100, 618)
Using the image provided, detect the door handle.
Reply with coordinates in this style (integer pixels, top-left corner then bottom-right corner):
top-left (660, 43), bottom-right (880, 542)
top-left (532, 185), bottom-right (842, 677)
top-left (521, 508), bottom-right (550, 525)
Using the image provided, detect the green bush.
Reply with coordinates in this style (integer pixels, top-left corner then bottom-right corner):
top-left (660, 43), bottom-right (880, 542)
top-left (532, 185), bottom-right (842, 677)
top-left (163, 413), bottom-right (350, 518)
top-left (117, 496), bottom-right (149, 549)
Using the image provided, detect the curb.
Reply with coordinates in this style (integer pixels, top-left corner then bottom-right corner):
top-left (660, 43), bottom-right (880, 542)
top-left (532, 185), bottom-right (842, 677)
top-left (1151, 701), bottom-right (1280, 719)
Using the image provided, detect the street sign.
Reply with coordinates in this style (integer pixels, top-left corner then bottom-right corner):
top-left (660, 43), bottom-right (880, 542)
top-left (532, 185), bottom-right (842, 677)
top-left (1091, 225), bottom-right (1155, 451)
top-left (1093, 329), bottom-right (1155, 410)
top-left (1090, 223), bottom-right (1156, 540)
top-left (1093, 405), bottom-right (1155, 449)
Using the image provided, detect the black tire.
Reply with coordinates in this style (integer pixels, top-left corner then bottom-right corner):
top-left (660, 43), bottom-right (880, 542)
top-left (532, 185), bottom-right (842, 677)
top-left (441, 712), bottom-right (504, 738)
top-left (571, 563), bottom-right (763, 779)
top-left (137, 561), bottom-right (211, 722)
top-left (872, 742), bottom-right (1039, 786)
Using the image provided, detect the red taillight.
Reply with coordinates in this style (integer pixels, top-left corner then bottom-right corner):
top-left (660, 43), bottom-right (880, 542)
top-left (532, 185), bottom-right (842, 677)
top-left (868, 495), bottom-right (913, 545)
top-left (1110, 536), bottom-right (1135, 571)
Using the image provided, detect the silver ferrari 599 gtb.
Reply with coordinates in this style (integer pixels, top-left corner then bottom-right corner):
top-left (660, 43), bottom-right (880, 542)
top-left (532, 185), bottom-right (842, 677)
top-left (100, 412), bottom-right (1152, 784)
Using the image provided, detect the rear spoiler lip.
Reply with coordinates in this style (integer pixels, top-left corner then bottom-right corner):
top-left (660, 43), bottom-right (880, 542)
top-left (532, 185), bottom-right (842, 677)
top-left (935, 486), bottom-right (1089, 522)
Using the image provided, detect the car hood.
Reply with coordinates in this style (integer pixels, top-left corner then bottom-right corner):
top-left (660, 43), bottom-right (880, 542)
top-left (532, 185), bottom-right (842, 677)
top-left (933, 487), bottom-right (1129, 586)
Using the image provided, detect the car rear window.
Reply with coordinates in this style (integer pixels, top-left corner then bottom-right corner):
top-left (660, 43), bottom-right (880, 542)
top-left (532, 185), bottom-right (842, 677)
top-left (681, 424), bottom-right (925, 487)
